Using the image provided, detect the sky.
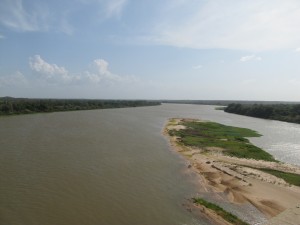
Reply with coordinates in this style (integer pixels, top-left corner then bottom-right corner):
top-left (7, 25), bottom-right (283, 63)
top-left (1, 0), bottom-right (300, 101)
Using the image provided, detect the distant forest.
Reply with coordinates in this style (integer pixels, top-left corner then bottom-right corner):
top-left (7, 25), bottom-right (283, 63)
top-left (161, 100), bottom-right (300, 106)
top-left (0, 97), bottom-right (161, 116)
top-left (225, 103), bottom-right (300, 124)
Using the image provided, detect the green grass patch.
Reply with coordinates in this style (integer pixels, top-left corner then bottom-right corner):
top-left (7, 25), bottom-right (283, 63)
top-left (192, 198), bottom-right (249, 225)
top-left (215, 106), bottom-right (226, 110)
top-left (259, 168), bottom-right (300, 186)
top-left (170, 121), bottom-right (275, 161)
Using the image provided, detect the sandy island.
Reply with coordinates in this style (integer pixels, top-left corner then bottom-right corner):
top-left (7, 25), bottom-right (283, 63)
top-left (164, 118), bottom-right (300, 225)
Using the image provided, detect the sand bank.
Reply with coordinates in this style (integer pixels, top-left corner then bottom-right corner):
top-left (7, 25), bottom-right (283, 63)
top-left (164, 118), bottom-right (300, 225)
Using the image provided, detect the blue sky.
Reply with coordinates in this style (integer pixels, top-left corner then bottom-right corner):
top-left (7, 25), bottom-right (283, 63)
top-left (1, 0), bottom-right (300, 100)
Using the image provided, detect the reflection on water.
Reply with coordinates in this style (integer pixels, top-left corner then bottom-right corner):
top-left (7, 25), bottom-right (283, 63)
top-left (0, 104), bottom-right (299, 225)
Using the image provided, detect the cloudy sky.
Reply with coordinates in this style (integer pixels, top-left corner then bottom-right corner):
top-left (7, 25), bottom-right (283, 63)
top-left (1, 0), bottom-right (300, 100)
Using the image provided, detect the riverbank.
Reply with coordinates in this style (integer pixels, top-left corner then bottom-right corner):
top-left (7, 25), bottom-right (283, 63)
top-left (224, 103), bottom-right (300, 124)
top-left (164, 118), bottom-right (300, 225)
top-left (0, 97), bottom-right (160, 116)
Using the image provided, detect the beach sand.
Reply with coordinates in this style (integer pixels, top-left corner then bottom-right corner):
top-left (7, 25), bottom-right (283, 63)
top-left (164, 118), bottom-right (300, 225)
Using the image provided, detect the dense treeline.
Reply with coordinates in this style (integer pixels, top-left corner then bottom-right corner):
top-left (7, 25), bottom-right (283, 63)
top-left (162, 100), bottom-right (299, 106)
top-left (225, 103), bottom-right (300, 124)
top-left (0, 97), bottom-right (161, 115)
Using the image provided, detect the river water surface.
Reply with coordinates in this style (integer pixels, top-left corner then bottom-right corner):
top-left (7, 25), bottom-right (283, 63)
top-left (1, 104), bottom-right (300, 225)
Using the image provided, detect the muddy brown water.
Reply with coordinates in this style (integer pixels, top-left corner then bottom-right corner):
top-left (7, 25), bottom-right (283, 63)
top-left (1, 104), bottom-right (299, 225)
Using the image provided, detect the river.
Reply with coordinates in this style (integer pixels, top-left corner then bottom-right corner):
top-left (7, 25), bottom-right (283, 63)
top-left (1, 104), bottom-right (299, 225)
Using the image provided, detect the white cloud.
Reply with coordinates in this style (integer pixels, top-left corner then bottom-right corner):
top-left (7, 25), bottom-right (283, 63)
top-left (240, 55), bottom-right (262, 62)
top-left (94, 59), bottom-right (109, 75)
top-left (0, 0), bottom-right (47, 32)
top-left (0, 34), bottom-right (5, 39)
top-left (0, 71), bottom-right (27, 87)
top-left (148, 0), bottom-right (300, 51)
top-left (0, 0), bottom-right (127, 33)
top-left (0, 0), bottom-right (72, 33)
top-left (59, 12), bottom-right (74, 35)
top-left (29, 55), bottom-right (136, 85)
top-left (75, 0), bottom-right (128, 19)
top-left (84, 59), bottom-right (125, 83)
top-left (104, 0), bottom-right (128, 18)
top-left (1, 55), bottom-right (143, 98)
top-left (29, 55), bottom-right (72, 83)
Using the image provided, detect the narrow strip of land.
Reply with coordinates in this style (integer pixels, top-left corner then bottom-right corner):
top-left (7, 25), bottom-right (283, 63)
top-left (164, 118), bottom-right (300, 225)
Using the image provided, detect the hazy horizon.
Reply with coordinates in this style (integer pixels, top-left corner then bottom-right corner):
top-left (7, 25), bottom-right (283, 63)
top-left (1, 0), bottom-right (300, 101)
top-left (1, 96), bottom-right (300, 104)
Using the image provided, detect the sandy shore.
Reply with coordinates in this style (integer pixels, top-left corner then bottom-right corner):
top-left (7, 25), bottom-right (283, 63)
top-left (164, 118), bottom-right (300, 225)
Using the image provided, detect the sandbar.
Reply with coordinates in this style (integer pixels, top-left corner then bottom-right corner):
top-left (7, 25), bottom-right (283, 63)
top-left (164, 118), bottom-right (300, 225)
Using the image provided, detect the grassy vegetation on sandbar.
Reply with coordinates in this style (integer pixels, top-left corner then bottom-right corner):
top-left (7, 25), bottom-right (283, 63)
top-left (259, 168), bottom-right (300, 186)
top-left (215, 106), bottom-right (226, 110)
top-left (192, 198), bottom-right (250, 225)
top-left (169, 120), bottom-right (275, 161)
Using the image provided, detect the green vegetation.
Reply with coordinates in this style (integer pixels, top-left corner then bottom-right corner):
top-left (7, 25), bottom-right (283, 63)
top-left (0, 97), bottom-right (161, 116)
top-left (258, 168), bottom-right (300, 187)
top-left (169, 120), bottom-right (275, 161)
top-left (192, 198), bottom-right (249, 225)
top-left (215, 106), bottom-right (226, 110)
top-left (162, 100), bottom-right (299, 106)
top-left (225, 103), bottom-right (300, 124)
